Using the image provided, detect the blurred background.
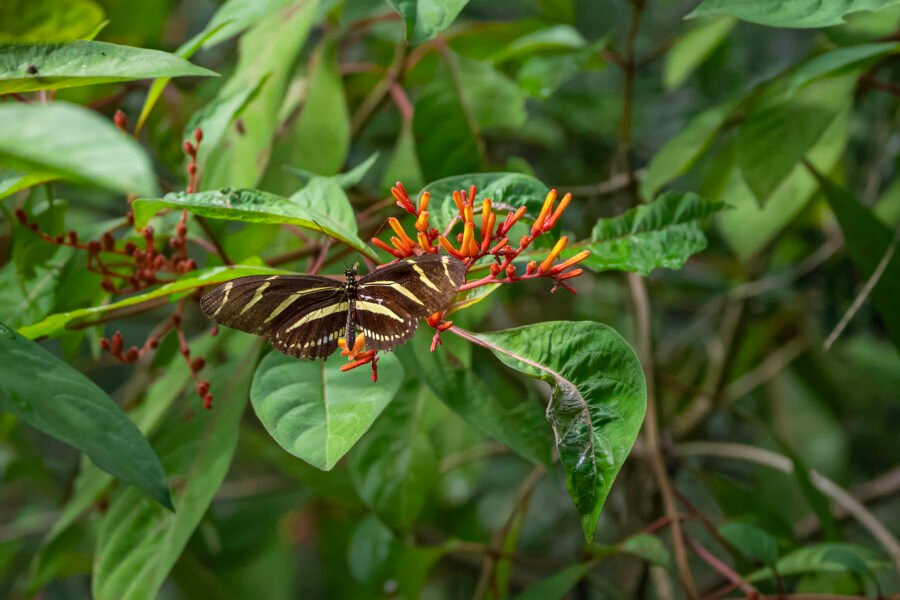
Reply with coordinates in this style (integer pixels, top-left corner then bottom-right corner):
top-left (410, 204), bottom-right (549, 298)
top-left (1, 0), bottom-right (899, 598)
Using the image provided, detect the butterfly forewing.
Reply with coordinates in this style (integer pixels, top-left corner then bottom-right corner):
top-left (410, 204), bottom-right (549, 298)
top-left (356, 255), bottom-right (465, 351)
top-left (199, 275), bottom-right (342, 336)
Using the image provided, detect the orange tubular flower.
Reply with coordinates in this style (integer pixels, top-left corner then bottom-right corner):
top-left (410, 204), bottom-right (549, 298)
top-left (490, 237), bottom-right (509, 254)
top-left (452, 190), bottom-right (464, 215)
top-left (545, 192), bottom-right (571, 228)
top-left (438, 235), bottom-right (464, 258)
top-left (418, 191), bottom-right (430, 213)
top-left (532, 189), bottom-right (557, 237)
top-left (388, 217), bottom-right (416, 248)
top-left (539, 235), bottom-right (569, 273)
top-left (501, 206), bottom-right (528, 235)
top-left (460, 222), bottom-right (476, 257)
top-left (414, 211), bottom-right (430, 232)
top-left (418, 232), bottom-right (436, 253)
top-left (372, 236), bottom-right (405, 259)
top-left (557, 268), bottom-right (584, 281)
top-left (550, 249), bottom-right (591, 274)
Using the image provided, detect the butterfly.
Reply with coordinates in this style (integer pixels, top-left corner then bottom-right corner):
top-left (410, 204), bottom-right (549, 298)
top-left (199, 254), bottom-right (466, 359)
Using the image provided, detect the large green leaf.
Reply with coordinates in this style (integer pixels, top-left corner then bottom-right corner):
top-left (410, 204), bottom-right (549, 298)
top-left (719, 522), bottom-right (780, 565)
top-left (577, 191), bottom-right (724, 275)
top-left (271, 36), bottom-right (349, 178)
top-left (420, 172), bottom-right (551, 231)
top-left (813, 171), bottom-right (900, 352)
top-left (0, 322), bottom-right (171, 509)
top-left (664, 16), bottom-right (737, 89)
top-left (18, 264), bottom-right (289, 339)
top-left (737, 72), bottom-right (856, 205)
top-left (746, 543), bottom-right (888, 582)
top-left (92, 345), bottom-right (257, 600)
top-left (180, 0), bottom-right (295, 51)
top-left (687, 0), bottom-right (900, 28)
top-left (132, 188), bottom-right (375, 259)
top-left (490, 25), bottom-right (586, 64)
top-left (516, 40), bottom-right (606, 100)
top-left (349, 388), bottom-right (437, 531)
top-left (0, 0), bottom-right (105, 43)
top-left (250, 350), bottom-right (403, 471)
top-left (399, 329), bottom-right (553, 465)
top-left (717, 105), bottom-right (850, 258)
top-left (381, 124), bottom-right (424, 193)
top-left (789, 41), bottom-right (900, 93)
top-left (640, 99), bottom-right (739, 199)
top-left (288, 177), bottom-right (358, 234)
top-left (0, 41), bottom-right (216, 94)
top-left (386, 0), bottom-right (470, 44)
top-left (202, 0), bottom-right (318, 189)
top-left (0, 168), bottom-right (53, 200)
top-left (470, 321), bottom-right (646, 540)
top-left (0, 102), bottom-right (157, 196)
top-left (28, 336), bottom-right (219, 590)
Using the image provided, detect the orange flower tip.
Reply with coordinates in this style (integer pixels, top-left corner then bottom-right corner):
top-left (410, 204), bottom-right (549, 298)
top-left (519, 235), bottom-right (530, 249)
top-left (418, 191), bottom-right (430, 213)
top-left (558, 268), bottom-right (584, 281)
top-left (526, 260), bottom-right (538, 275)
top-left (540, 235), bottom-right (569, 273)
top-left (414, 211), bottom-right (429, 232)
top-left (468, 185), bottom-right (477, 205)
top-left (437, 320), bottom-right (453, 332)
top-left (551, 249), bottom-right (591, 273)
top-left (338, 338), bottom-right (347, 349)
top-left (452, 190), bottom-right (464, 213)
top-left (352, 333), bottom-right (366, 353)
top-left (489, 237), bottom-right (509, 254)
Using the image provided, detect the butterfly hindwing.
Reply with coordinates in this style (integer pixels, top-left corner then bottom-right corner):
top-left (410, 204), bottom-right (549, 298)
top-left (269, 295), bottom-right (348, 359)
top-left (356, 255), bottom-right (465, 351)
top-left (199, 275), bottom-right (342, 337)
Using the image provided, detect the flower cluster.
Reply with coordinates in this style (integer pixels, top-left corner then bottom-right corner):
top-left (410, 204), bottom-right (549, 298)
top-left (15, 119), bottom-right (214, 407)
top-left (339, 181), bottom-right (591, 375)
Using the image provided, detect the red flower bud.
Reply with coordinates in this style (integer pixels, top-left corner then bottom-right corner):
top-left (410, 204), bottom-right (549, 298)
top-left (15, 209), bottom-right (27, 224)
top-left (190, 357), bottom-right (206, 373)
top-left (100, 337), bottom-right (110, 351)
top-left (102, 232), bottom-right (115, 250)
top-left (111, 331), bottom-right (123, 355)
top-left (183, 141), bottom-right (195, 156)
top-left (101, 279), bottom-right (115, 292)
top-left (124, 242), bottom-right (137, 254)
top-left (197, 381), bottom-right (210, 397)
top-left (506, 264), bottom-right (516, 278)
top-left (194, 128), bottom-right (203, 143)
top-left (124, 347), bottom-right (139, 362)
top-left (203, 394), bottom-right (213, 410)
top-left (67, 231), bottom-right (78, 244)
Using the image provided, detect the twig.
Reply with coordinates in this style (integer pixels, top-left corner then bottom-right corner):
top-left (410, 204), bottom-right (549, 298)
top-left (350, 38), bottom-right (407, 135)
top-left (196, 216), bottom-right (233, 266)
top-left (722, 335), bottom-right (811, 402)
top-left (557, 170), bottom-right (646, 197)
top-left (823, 226), bottom-right (900, 350)
top-left (685, 536), bottom-right (759, 598)
top-left (730, 235), bottom-right (843, 299)
top-left (675, 441), bottom-right (900, 571)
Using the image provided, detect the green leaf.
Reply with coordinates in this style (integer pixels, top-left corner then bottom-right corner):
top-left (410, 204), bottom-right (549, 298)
top-left (516, 40), bottom-right (606, 100)
top-left (490, 25), bottom-right (586, 64)
top-left (386, 0), bottom-right (470, 44)
top-left (202, 0), bottom-right (319, 189)
top-left (288, 177), bottom-right (357, 234)
top-left (381, 125), bottom-right (424, 193)
top-left (92, 346), bottom-right (257, 600)
top-left (420, 172), bottom-right (550, 231)
top-left (514, 562), bottom-right (596, 600)
top-left (620, 533), bottom-right (671, 568)
top-left (250, 350), bottom-right (403, 471)
top-left (27, 337), bottom-right (218, 590)
top-left (272, 36), bottom-right (349, 178)
top-left (738, 72), bottom-right (856, 205)
top-left (789, 42), bottom-right (900, 93)
top-left (717, 104), bottom-right (850, 258)
top-left (132, 188), bottom-right (375, 260)
top-left (746, 543), bottom-right (888, 582)
top-left (664, 16), bottom-right (737, 89)
top-left (719, 522), bottom-right (780, 565)
top-left (578, 191), bottom-right (724, 275)
top-left (18, 264), bottom-right (289, 339)
top-left (349, 388), bottom-right (437, 531)
top-left (347, 515), bottom-right (398, 583)
top-left (687, 0), bottom-right (900, 28)
top-left (0, 322), bottom-right (171, 509)
top-left (812, 169), bottom-right (900, 352)
top-left (0, 102), bottom-right (157, 196)
top-left (457, 56), bottom-right (527, 130)
top-left (0, 169), bottom-right (53, 200)
top-left (773, 435), bottom-right (841, 541)
top-left (471, 321), bottom-right (646, 540)
top-left (181, 0), bottom-right (296, 51)
top-left (0, 0), bottom-right (105, 43)
top-left (398, 329), bottom-right (554, 465)
top-left (0, 41), bottom-right (216, 94)
top-left (640, 99), bottom-right (739, 199)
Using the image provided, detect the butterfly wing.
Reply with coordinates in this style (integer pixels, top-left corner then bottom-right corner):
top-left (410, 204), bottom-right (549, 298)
top-left (356, 255), bottom-right (465, 351)
top-left (200, 275), bottom-right (345, 356)
top-left (268, 294), bottom-right (350, 359)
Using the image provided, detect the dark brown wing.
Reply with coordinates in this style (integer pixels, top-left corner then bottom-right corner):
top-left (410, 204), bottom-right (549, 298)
top-left (199, 274), bottom-right (342, 337)
top-left (269, 295), bottom-right (350, 359)
top-left (356, 255), bottom-right (465, 351)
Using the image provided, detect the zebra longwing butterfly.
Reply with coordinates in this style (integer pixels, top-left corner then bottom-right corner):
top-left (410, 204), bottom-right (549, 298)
top-left (200, 254), bottom-right (466, 359)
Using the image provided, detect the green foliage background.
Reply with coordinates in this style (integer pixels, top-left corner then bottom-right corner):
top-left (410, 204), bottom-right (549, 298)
top-left (1, 0), bottom-right (900, 598)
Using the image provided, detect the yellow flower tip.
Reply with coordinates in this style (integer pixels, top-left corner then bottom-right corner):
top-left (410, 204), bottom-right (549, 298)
top-left (388, 216), bottom-right (415, 246)
top-left (464, 203), bottom-right (475, 225)
top-left (461, 222), bottom-right (475, 257)
top-left (414, 210), bottom-right (429, 232)
top-left (352, 333), bottom-right (366, 353)
top-left (418, 191), bottom-right (431, 213)
top-left (526, 260), bottom-right (538, 275)
top-left (418, 231), bottom-right (436, 252)
top-left (540, 235), bottom-right (569, 273)
top-left (548, 193), bottom-right (572, 227)
top-left (452, 190), bottom-right (464, 214)
top-left (438, 235), bottom-right (463, 258)
top-left (551, 249), bottom-right (591, 274)
top-left (338, 337), bottom-right (347, 349)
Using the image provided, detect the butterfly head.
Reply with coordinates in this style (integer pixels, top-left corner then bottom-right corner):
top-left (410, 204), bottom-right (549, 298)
top-left (344, 262), bottom-right (359, 279)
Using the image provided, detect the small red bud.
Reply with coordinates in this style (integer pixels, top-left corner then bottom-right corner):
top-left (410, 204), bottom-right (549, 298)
top-left (99, 338), bottom-right (110, 351)
top-left (111, 331), bottom-right (124, 355)
top-left (15, 209), bottom-right (27, 224)
top-left (194, 128), bottom-right (203, 143)
top-left (67, 231), bottom-right (78, 244)
top-left (519, 235), bottom-right (530, 249)
top-left (142, 226), bottom-right (154, 238)
top-left (102, 232), bottom-right (115, 250)
top-left (183, 141), bottom-right (195, 156)
top-left (125, 210), bottom-right (134, 224)
top-left (183, 259), bottom-right (196, 271)
top-left (101, 279), bottom-right (115, 292)
top-left (149, 338), bottom-right (159, 349)
top-left (187, 163), bottom-right (197, 175)
top-left (29, 223), bottom-right (38, 232)
top-left (203, 394), bottom-right (213, 410)
top-left (154, 255), bottom-right (166, 268)
top-left (190, 357), bottom-right (205, 373)
top-left (209, 326), bottom-right (219, 337)
top-left (506, 264), bottom-right (516, 278)
top-left (490, 263), bottom-right (501, 276)
top-left (197, 381), bottom-right (210, 396)
top-left (124, 242), bottom-right (136, 254)
top-left (88, 240), bottom-right (101, 254)
top-left (54, 235), bottom-right (64, 243)
top-left (113, 110), bottom-right (128, 131)
top-left (176, 223), bottom-right (187, 237)
top-left (124, 347), bottom-right (139, 362)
